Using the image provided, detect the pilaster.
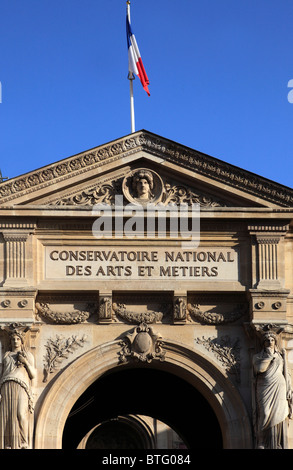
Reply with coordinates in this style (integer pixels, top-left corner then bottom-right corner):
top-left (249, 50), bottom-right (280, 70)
top-left (1, 221), bottom-right (36, 288)
top-left (249, 224), bottom-right (289, 290)
top-left (248, 223), bottom-right (290, 324)
top-left (2, 232), bottom-right (29, 287)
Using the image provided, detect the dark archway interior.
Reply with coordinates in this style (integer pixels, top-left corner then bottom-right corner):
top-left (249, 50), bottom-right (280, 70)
top-left (62, 366), bottom-right (223, 449)
top-left (84, 419), bottom-right (152, 449)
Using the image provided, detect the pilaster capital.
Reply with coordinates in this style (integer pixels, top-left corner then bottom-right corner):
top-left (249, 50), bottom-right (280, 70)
top-left (2, 232), bottom-right (30, 242)
top-left (255, 236), bottom-right (283, 248)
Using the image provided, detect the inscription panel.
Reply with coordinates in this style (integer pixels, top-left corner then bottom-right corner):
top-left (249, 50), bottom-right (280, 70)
top-left (44, 246), bottom-right (239, 281)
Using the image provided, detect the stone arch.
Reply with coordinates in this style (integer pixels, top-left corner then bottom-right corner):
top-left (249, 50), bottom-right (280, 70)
top-left (34, 338), bottom-right (253, 449)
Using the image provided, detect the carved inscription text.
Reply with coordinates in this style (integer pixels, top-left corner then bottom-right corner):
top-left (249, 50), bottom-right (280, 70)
top-left (45, 246), bottom-right (238, 281)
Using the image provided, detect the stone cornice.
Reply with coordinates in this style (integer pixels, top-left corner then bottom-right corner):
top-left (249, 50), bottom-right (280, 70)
top-left (0, 207), bottom-right (292, 219)
top-left (0, 130), bottom-right (292, 207)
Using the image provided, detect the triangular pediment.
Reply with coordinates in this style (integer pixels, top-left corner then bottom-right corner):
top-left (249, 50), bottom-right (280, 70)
top-left (0, 130), bottom-right (292, 208)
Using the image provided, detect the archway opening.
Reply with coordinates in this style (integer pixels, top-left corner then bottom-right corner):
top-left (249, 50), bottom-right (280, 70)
top-left (62, 366), bottom-right (223, 449)
top-left (77, 415), bottom-right (156, 449)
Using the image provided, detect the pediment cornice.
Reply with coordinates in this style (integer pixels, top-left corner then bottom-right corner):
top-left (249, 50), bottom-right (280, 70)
top-left (0, 130), bottom-right (292, 207)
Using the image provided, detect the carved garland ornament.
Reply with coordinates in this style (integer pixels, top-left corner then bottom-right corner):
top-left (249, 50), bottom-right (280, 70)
top-left (35, 302), bottom-right (96, 324)
top-left (187, 303), bottom-right (246, 324)
top-left (112, 303), bottom-right (168, 324)
top-left (118, 323), bottom-right (165, 363)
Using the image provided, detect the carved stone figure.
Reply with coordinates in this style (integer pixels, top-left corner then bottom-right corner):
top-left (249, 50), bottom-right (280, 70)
top-left (0, 324), bottom-right (36, 449)
top-left (252, 331), bottom-right (292, 449)
top-left (132, 170), bottom-right (154, 202)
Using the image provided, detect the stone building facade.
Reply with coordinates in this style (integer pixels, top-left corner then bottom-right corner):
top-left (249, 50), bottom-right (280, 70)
top-left (0, 130), bottom-right (292, 449)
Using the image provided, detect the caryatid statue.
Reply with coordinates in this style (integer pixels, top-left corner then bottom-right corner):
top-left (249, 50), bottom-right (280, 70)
top-left (252, 331), bottom-right (292, 449)
top-left (0, 324), bottom-right (36, 449)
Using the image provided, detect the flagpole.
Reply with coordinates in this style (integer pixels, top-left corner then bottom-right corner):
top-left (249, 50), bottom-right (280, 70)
top-left (127, 1), bottom-right (135, 133)
top-left (129, 72), bottom-right (135, 133)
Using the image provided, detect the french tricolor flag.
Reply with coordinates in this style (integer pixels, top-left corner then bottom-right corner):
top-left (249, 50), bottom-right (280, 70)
top-left (126, 6), bottom-right (150, 96)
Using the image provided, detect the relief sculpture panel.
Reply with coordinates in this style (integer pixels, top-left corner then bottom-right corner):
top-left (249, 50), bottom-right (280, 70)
top-left (49, 167), bottom-right (230, 208)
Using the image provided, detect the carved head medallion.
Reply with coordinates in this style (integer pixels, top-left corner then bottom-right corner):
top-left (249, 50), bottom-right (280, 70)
top-left (122, 168), bottom-right (163, 205)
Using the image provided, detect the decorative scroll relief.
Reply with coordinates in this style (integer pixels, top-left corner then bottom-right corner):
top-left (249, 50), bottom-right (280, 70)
top-left (53, 183), bottom-right (118, 206)
top-left (49, 168), bottom-right (229, 207)
top-left (44, 246), bottom-right (239, 282)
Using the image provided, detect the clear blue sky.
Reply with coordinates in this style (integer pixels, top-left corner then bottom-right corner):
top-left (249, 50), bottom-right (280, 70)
top-left (0, 0), bottom-right (292, 188)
